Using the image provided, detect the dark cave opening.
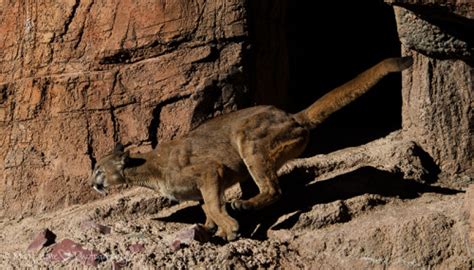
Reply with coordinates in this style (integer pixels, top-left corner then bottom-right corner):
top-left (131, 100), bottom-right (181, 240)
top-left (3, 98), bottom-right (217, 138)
top-left (249, 0), bottom-right (403, 155)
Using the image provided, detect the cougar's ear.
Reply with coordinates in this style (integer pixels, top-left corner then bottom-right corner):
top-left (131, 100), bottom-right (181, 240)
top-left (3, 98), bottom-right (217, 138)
top-left (114, 143), bottom-right (125, 153)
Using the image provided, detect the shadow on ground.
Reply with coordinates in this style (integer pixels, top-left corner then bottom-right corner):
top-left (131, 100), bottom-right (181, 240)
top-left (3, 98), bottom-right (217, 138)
top-left (155, 167), bottom-right (462, 241)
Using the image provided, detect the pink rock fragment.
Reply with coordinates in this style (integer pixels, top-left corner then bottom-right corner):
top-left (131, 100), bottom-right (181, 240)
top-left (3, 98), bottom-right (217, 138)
top-left (128, 243), bottom-right (145, 253)
top-left (81, 220), bottom-right (111, 234)
top-left (45, 239), bottom-right (104, 266)
top-left (170, 224), bottom-right (210, 251)
top-left (27, 229), bottom-right (56, 252)
top-left (112, 259), bottom-right (127, 269)
top-left (170, 240), bottom-right (183, 252)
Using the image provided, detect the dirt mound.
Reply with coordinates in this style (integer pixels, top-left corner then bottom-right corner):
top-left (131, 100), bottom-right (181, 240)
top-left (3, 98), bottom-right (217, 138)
top-left (1, 182), bottom-right (472, 269)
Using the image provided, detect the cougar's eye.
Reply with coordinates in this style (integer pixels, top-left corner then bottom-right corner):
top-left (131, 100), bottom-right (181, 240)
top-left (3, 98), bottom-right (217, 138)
top-left (92, 169), bottom-right (105, 183)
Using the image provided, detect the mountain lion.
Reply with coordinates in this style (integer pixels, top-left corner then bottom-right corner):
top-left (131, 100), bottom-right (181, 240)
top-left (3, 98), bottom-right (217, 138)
top-left (90, 57), bottom-right (413, 241)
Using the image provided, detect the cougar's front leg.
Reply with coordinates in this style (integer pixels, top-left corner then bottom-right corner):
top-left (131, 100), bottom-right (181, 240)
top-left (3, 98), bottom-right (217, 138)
top-left (199, 164), bottom-right (239, 241)
top-left (201, 203), bottom-right (216, 232)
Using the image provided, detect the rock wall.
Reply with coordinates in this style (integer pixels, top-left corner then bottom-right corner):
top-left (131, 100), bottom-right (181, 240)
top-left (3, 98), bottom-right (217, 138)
top-left (387, 1), bottom-right (473, 179)
top-left (1, 0), bottom-right (471, 218)
top-left (0, 0), bottom-right (250, 217)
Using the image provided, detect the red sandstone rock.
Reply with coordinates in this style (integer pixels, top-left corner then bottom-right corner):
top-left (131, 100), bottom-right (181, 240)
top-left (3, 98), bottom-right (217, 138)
top-left (128, 243), bottom-right (145, 254)
top-left (27, 228), bottom-right (56, 252)
top-left (0, 0), bottom-right (249, 218)
top-left (170, 224), bottom-right (210, 251)
top-left (45, 239), bottom-right (104, 266)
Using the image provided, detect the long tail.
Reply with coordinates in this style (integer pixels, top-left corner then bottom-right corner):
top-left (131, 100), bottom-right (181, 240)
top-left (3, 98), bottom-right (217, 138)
top-left (293, 56), bottom-right (413, 129)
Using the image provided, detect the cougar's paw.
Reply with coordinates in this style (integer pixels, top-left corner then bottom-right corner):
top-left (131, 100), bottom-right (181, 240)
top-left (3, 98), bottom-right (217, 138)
top-left (226, 231), bottom-right (239, 242)
top-left (203, 222), bottom-right (217, 234)
top-left (216, 228), bottom-right (239, 241)
top-left (231, 199), bottom-right (252, 211)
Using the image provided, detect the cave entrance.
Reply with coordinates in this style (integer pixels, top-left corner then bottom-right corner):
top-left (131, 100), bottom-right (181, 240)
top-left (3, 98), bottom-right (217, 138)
top-left (250, 1), bottom-right (402, 155)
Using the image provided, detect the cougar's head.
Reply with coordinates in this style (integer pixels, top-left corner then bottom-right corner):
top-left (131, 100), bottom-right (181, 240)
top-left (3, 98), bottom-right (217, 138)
top-left (90, 143), bottom-right (129, 195)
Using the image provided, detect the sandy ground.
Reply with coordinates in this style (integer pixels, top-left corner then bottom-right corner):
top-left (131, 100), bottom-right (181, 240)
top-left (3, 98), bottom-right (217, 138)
top-left (1, 174), bottom-right (472, 269)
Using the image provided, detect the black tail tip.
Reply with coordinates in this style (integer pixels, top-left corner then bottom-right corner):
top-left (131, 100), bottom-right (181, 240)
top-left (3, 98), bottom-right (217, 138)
top-left (399, 56), bottom-right (413, 70)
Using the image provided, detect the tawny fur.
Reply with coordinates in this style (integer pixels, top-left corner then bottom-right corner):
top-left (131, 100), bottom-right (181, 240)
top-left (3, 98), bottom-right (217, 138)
top-left (90, 57), bottom-right (413, 241)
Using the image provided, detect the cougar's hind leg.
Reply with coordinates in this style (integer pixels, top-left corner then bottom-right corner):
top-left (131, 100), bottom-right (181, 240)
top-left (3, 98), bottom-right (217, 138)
top-left (231, 124), bottom-right (310, 211)
top-left (231, 136), bottom-right (282, 211)
top-left (231, 155), bottom-right (281, 211)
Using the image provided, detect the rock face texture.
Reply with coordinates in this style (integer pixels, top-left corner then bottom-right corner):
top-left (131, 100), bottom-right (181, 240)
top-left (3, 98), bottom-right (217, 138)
top-left (390, 2), bottom-right (473, 179)
top-left (0, 0), bottom-right (249, 217)
top-left (0, 1), bottom-right (472, 268)
top-left (385, 0), bottom-right (473, 19)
